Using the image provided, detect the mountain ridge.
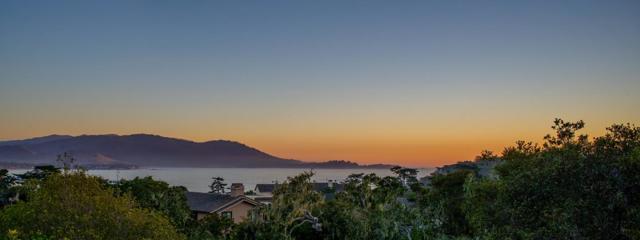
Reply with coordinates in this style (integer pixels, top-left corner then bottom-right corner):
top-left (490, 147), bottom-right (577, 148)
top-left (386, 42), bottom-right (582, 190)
top-left (0, 134), bottom-right (395, 169)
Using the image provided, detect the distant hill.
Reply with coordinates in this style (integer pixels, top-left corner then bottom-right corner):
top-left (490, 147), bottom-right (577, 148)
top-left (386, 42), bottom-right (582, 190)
top-left (0, 134), bottom-right (395, 169)
top-left (0, 135), bottom-right (73, 146)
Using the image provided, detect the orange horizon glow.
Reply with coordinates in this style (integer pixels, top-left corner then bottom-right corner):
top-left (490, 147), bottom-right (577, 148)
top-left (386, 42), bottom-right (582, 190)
top-left (1, 1), bottom-right (639, 168)
top-left (2, 117), bottom-right (636, 168)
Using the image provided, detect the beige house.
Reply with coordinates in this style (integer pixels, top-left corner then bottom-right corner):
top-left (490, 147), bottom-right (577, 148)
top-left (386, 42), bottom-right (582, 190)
top-left (185, 183), bottom-right (260, 223)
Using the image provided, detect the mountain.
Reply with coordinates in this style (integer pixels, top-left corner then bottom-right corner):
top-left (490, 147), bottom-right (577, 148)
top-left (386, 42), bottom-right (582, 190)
top-left (0, 134), bottom-right (73, 146)
top-left (0, 134), bottom-right (394, 169)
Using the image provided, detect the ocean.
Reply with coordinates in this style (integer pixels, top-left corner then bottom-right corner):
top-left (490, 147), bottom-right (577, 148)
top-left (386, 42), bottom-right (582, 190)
top-left (9, 167), bottom-right (434, 193)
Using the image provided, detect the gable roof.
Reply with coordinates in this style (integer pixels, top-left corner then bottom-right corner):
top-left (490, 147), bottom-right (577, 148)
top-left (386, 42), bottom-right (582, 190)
top-left (185, 192), bottom-right (260, 213)
top-left (255, 184), bottom-right (276, 193)
top-left (185, 192), bottom-right (237, 213)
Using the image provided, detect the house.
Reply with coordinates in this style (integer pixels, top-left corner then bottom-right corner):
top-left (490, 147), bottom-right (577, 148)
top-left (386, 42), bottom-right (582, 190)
top-left (185, 183), bottom-right (260, 223)
top-left (252, 183), bottom-right (276, 204)
top-left (254, 183), bottom-right (276, 196)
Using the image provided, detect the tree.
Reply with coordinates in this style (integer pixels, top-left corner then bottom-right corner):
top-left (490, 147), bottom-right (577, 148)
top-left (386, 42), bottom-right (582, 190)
top-left (418, 169), bottom-right (474, 237)
top-left (14, 165), bottom-right (60, 181)
top-left (543, 118), bottom-right (588, 148)
top-left (462, 175), bottom-right (503, 238)
top-left (56, 152), bottom-right (79, 171)
top-left (209, 176), bottom-right (227, 194)
top-left (0, 169), bottom-right (15, 186)
top-left (235, 171), bottom-right (323, 240)
top-left (390, 166), bottom-right (419, 189)
top-left (0, 171), bottom-right (185, 240)
top-left (319, 172), bottom-right (428, 240)
top-left (187, 213), bottom-right (235, 240)
top-left (474, 150), bottom-right (499, 161)
top-left (463, 119), bottom-right (640, 239)
top-left (0, 169), bottom-right (17, 207)
top-left (7, 165), bottom-right (62, 204)
top-left (115, 176), bottom-right (192, 233)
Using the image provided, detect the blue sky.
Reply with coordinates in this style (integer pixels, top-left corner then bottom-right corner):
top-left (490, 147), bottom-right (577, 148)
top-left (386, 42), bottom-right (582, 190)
top-left (1, 0), bottom-right (639, 166)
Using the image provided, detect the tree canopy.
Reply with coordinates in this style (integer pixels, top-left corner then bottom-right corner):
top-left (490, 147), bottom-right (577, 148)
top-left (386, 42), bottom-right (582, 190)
top-left (115, 176), bottom-right (192, 233)
top-left (0, 171), bottom-right (185, 240)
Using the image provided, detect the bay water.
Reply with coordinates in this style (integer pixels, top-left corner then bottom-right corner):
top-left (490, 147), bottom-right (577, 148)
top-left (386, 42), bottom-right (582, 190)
top-left (10, 167), bottom-right (434, 193)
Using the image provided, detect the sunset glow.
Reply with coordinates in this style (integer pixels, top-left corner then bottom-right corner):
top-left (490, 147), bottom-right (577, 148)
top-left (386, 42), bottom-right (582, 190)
top-left (1, 1), bottom-right (639, 167)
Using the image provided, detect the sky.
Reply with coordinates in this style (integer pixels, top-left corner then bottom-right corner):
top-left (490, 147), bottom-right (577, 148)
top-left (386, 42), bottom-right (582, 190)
top-left (1, 1), bottom-right (639, 167)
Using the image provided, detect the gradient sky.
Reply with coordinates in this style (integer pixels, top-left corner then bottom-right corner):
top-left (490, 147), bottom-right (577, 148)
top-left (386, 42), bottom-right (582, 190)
top-left (1, 1), bottom-right (639, 167)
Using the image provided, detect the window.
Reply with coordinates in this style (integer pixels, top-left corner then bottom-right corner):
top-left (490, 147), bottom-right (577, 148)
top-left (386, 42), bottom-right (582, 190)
top-left (221, 211), bottom-right (233, 219)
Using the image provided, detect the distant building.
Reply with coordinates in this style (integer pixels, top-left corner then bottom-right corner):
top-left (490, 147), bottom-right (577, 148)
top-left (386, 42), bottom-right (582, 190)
top-left (185, 183), bottom-right (260, 223)
top-left (252, 184), bottom-right (276, 204)
top-left (254, 183), bottom-right (276, 196)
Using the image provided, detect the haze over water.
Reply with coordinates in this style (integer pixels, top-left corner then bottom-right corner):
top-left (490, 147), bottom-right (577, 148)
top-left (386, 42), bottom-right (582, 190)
top-left (9, 168), bottom-right (435, 193)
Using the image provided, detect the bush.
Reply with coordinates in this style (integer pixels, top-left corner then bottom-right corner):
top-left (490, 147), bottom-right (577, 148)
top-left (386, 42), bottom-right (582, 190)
top-left (0, 171), bottom-right (185, 240)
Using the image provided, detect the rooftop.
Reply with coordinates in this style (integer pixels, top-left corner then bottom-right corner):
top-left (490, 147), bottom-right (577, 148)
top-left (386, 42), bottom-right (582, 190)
top-left (185, 192), bottom-right (241, 213)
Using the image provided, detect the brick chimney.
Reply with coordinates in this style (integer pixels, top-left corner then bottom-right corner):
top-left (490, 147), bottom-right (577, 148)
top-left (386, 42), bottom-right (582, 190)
top-left (230, 183), bottom-right (244, 197)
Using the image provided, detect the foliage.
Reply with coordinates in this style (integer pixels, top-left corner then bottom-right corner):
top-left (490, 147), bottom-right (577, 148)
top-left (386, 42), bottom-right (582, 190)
top-left (0, 171), bottom-right (185, 240)
top-left (235, 171), bottom-right (323, 240)
top-left (461, 176), bottom-right (502, 238)
top-left (55, 152), bottom-right (80, 171)
top-left (186, 213), bottom-right (235, 240)
top-left (236, 170), bottom-right (429, 240)
top-left (418, 170), bottom-right (474, 237)
top-left (2, 166), bottom-right (61, 204)
top-left (391, 166), bottom-right (420, 190)
top-left (14, 165), bottom-right (60, 181)
top-left (0, 169), bottom-right (17, 206)
top-left (209, 176), bottom-right (227, 194)
top-left (474, 150), bottom-right (498, 161)
top-left (115, 176), bottom-right (192, 232)
top-left (319, 172), bottom-right (428, 240)
top-left (463, 119), bottom-right (640, 239)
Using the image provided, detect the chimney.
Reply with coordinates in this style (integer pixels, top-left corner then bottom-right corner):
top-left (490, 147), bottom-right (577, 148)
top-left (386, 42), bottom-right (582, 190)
top-left (230, 183), bottom-right (244, 197)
